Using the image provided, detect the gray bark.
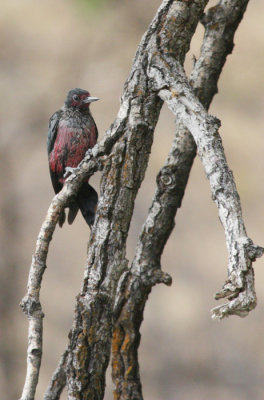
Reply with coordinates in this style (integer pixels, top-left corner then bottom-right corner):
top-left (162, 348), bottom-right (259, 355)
top-left (111, 1), bottom-right (263, 398)
top-left (66, 2), bottom-right (208, 399)
top-left (20, 1), bottom-right (263, 400)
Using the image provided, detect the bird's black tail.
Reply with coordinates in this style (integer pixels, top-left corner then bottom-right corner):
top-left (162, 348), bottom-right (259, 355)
top-left (77, 182), bottom-right (98, 228)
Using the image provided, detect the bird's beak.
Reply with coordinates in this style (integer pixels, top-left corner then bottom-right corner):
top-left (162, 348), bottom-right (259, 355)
top-left (83, 96), bottom-right (99, 103)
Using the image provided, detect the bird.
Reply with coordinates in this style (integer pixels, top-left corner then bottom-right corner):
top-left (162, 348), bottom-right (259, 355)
top-left (47, 88), bottom-right (99, 228)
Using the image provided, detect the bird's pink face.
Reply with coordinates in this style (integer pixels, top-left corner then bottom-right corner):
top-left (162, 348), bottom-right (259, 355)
top-left (70, 92), bottom-right (99, 109)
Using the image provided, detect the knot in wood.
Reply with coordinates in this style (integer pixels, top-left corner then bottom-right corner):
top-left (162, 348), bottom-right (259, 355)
top-left (112, 142), bottom-right (126, 165)
top-left (161, 174), bottom-right (172, 186)
top-left (158, 171), bottom-right (175, 191)
top-left (207, 114), bottom-right (221, 130)
top-left (20, 296), bottom-right (44, 318)
top-left (244, 239), bottom-right (264, 261)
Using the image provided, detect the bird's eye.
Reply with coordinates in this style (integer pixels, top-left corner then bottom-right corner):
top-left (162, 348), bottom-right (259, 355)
top-left (73, 94), bottom-right (79, 101)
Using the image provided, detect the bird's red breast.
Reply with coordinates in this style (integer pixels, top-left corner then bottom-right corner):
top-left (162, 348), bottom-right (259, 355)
top-left (49, 121), bottom-right (97, 184)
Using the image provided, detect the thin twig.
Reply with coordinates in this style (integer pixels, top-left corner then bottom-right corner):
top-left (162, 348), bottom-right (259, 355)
top-left (44, 349), bottom-right (68, 400)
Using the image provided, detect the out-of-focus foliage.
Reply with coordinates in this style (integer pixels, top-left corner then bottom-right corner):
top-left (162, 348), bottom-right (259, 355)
top-left (76, 0), bottom-right (109, 14)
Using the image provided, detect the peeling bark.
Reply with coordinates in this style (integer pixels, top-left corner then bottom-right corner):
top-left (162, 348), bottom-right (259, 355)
top-left (111, 0), bottom-right (263, 398)
top-left (112, 129), bottom-right (195, 400)
top-left (157, 68), bottom-right (263, 312)
top-left (66, 1), bottom-right (208, 399)
top-left (20, 1), bottom-right (263, 400)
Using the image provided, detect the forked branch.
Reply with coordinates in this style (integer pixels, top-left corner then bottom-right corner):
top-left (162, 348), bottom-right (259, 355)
top-left (20, 1), bottom-right (263, 400)
top-left (111, 0), bottom-right (263, 397)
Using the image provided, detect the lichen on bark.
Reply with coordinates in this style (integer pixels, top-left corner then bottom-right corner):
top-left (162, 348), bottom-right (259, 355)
top-left (20, 1), bottom-right (263, 400)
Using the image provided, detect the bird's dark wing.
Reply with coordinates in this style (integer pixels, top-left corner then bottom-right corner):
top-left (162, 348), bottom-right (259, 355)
top-left (47, 110), bottom-right (63, 194)
top-left (87, 113), bottom-right (98, 145)
top-left (95, 121), bottom-right (98, 141)
top-left (47, 110), bottom-right (62, 155)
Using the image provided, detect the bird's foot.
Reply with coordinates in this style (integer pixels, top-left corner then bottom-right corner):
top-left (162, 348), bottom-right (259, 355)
top-left (64, 167), bottom-right (76, 178)
top-left (64, 167), bottom-right (77, 179)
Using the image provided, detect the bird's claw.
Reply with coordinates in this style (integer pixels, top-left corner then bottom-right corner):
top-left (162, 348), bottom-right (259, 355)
top-left (64, 167), bottom-right (77, 179)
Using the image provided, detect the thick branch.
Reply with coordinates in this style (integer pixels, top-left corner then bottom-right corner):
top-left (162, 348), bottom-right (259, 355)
top-left (154, 60), bottom-right (263, 316)
top-left (111, 0), bottom-right (263, 398)
top-left (190, 0), bottom-right (250, 109)
top-left (112, 129), bottom-right (195, 400)
top-left (65, 1), bottom-right (209, 399)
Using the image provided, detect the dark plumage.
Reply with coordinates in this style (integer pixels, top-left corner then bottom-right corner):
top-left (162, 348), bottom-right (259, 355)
top-left (47, 88), bottom-right (99, 227)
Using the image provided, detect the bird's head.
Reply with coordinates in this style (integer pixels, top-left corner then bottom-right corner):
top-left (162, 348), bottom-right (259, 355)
top-left (65, 88), bottom-right (99, 110)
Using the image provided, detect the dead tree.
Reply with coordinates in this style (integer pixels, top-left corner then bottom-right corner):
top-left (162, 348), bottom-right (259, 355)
top-left (20, 1), bottom-right (263, 399)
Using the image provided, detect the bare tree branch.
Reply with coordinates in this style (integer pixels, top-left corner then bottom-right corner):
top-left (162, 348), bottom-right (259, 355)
top-left (190, 0), bottom-right (250, 109)
top-left (65, 1), bottom-right (209, 399)
top-left (19, 98), bottom-right (128, 400)
top-left (44, 350), bottom-right (68, 400)
top-left (20, 0), bottom-right (263, 399)
top-left (111, 0), bottom-right (263, 397)
top-left (112, 129), bottom-right (195, 399)
top-left (154, 59), bottom-right (263, 317)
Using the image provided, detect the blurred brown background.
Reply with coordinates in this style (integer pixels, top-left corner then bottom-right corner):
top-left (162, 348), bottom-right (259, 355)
top-left (0, 1), bottom-right (263, 399)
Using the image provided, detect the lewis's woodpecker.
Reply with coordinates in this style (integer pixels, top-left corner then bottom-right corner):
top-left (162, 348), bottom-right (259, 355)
top-left (47, 88), bottom-right (99, 227)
